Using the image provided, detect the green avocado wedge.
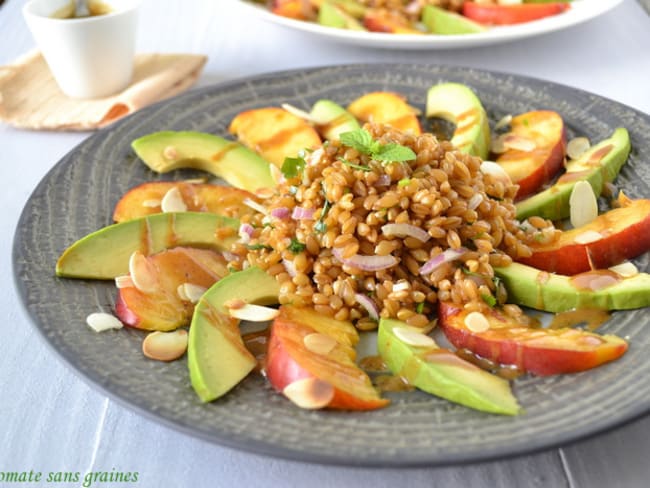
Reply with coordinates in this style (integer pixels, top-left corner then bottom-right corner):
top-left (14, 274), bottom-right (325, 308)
top-left (56, 212), bottom-right (238, 279)
top-left (495, 262), bottom-right (650, 313)
top-left (188, 267), bottom-right (280, 403)
top-left (425, 82), bottom-right (491, 159)
top-left (310, 99), bottom-right (361, 141)
top-left (318, 1), bottom-right (366, 30)
top-left (422, 5), bottom-right (487, 35)
top-left (516, 128), bottom-right (631, 220)
top-left (377, 318), bottom-right (520, 415)
top-left (131, 131), bottom-right (275, 193)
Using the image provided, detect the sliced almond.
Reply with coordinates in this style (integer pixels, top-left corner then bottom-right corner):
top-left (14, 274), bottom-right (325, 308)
top-left (142, 329), bottom-right (188, 362)
top-left (161, 186), bottom-right (188, 213)
top-left (494, 114), bottom-right (513, 130)
top-left (569, 180), bottom-right (598, 228)
top-left (282, 377), bottom-right (334, 410)
top-left (86, 312), bottom-right (123, 332)
top-left (468, 193), bottom-right (483, 211)
top-left (609, 261), bottom-right (639, 278)
top-left (242, 197), bottom-right (268, 215)
top-left (269, 164), bottom-right (285, 185)
top-left (392, 281), bottom-right (410, 293)
top-left (115, 275), bottom-right (134, 289)
top-left (574, 230), bottom-right (603, 244)
top-left (255, 187), bottom-right (275, 199)
top-left (303, 333), bottom-right (337, 355)
top-left (464, 311), bottom-right (490, 333)
top-left (177, 283), bottom-right (207, 303)
top-left (490, 135), bottom-right (507, 154)
top-left (142, 199), bottom-right (161, 208)
top-left (502, 134), bottom-right (536, 152)
top-left (567, 137), bottom-right (591, 160)
top-left (228, 303), bottom-right (280, 322)
top-left (281, 103), bottom-right (321, 124)
top-left (480, 161), bottom-right (512, 183)
top-left (128, 251), bottom-right (158, 294)
top-left (393, 326), bottom-right (436, 347)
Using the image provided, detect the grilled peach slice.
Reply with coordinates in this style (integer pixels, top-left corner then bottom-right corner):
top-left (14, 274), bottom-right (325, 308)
top-left (347, 91), bottom-right (422, 135)
top-left (438, 302), bottom-right (628, 376)
top-left (270, 0), bottom-right (314, 19)
top-left (518, 198), bottom-right (650, 275)
top-left (113, 181), bottom-right (259, 222)
top-left (115, 247), bottom-right (229, 331)
top-left (266, 306), bottom-right (389, 410)
top-left (363, 9), bottom-right (423, 34)
top-left (495, 111), bottom-right (566, 200)
top-left (229, 107), bottom-right (322, 167)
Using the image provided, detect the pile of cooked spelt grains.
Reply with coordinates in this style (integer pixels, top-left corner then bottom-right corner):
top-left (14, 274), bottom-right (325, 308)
top-left (230, 123), bottom-right (551, 331)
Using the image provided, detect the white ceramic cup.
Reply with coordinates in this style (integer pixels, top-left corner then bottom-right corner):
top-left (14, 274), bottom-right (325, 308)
top-left (23, 0), bottom-right (140, 99)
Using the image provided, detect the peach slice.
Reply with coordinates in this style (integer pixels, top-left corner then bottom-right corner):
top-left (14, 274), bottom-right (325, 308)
top-left (347, 91), bottom-right (422, 135)
top-left (362, 9), bottom-right (423, 34)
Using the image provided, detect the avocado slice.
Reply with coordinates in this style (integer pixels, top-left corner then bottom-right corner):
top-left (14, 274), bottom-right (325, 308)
top-left (425, 82), bottom-right (491, 159)
top-left (377, 318), bottom-right (520, 415)
top-left (188, 266), bottom-right (280, 402)
top-left (318, 1), bottom-right (366, 30)
top-left (56, 212), bottom-right (238, 279)
top-left (516, 128), bottom-right (631, 220)
top-left (422, 5), bottom-right (487, 35)
top-left (131, 131), bottom-right (275, 193)
top-left (495, 262), bottom-right (650, 313)
top-left (310, 99), bottom-right (360, 141)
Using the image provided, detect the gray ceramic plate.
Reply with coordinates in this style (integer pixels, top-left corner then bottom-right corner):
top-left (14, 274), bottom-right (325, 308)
top-left (13, 64), bottom-right (650, 467)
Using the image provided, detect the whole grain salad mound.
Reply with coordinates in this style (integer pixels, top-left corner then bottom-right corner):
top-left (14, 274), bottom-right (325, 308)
top-left (231, 123), bottom-right (541, 331)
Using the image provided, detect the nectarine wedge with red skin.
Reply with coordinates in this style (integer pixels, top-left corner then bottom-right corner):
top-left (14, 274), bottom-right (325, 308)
top-left (518, 198), bottom-right (650, 275)
top-left (266, 306), bottom-right (388, 410)
top-left (438, 302), bottom-right (628, 376)
top-left (362, 9), bottom-right (422, 34)
top-left (271, 0), bottom-right (314, 20)
top-left (113, 181), bottom-right (259, 222)
top-left (229, 107), bottom-right (322, 167)
top-left (116, 247), bottom-right (229, 331)
top-left (347, 92), bottom-right (422, 135)
top-left (496, 111), bottom-right (566, 200)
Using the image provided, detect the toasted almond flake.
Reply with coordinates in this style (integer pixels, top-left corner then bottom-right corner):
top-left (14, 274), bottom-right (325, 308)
top-left (163, 145), bottom-right (178, 160)
top-left (161, 186), bottom-right (188, 213)
top-left (307, 147), bottom-right (325, 166)
top-left (574, 230), bottom-right (603, 244)
top-left (283, 377), bottom-right (334, 410)
top-left (177, 283), bottom-right (207, 303)
top-left (224, 298), bottom-right (246, 310)
top-left (142, 199), bottom-right (161, 208)
top-left (255, 187), bottom-right (275, 199)
top-left (468, 193), bottom-right (483, 210)
top-left (142, 330), bottom-right (188, 362)
top-left (503, 134), bottom-right (536, 152)
top-left (480, 161), bottom-right (512, 183)
top-left (115, 275), bottom-right (134, 289)
top-left (494, 114), bottom-right (512, 130)
top-left (567, 137), bottom-right (591, 160)
top-left (281, 103), bottom-right (325, 124)
top-left (128, 251), bottom-right (159, 293)
top-left (609, 261), bottom-right (639, 278)
top-left (303, 333), bottom-right (337, 355)
top-left (243, 197), bottom-right (268, 215)
top-left (490, 135), bottom-right (507, 154)
top-left (393, 326), bottom-right (436, 347)
top-left (569, 180), bottom-right (598, 228)
top-left (392, 281), bottom-right (410, 292)
top-left (269, 164), bottom-right (285, 185)
top-left (228, 303), bottom-right (279, 322)
top-left (183, 177), bottom-right (207, 184)
top-left (464, 311), bottom-right (490, 333)
top-left (86, 312), bottom-right (123, 332)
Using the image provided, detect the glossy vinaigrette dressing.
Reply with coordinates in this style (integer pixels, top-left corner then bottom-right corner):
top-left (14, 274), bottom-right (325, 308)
top-left (51, 0), bottom-right (113, 19)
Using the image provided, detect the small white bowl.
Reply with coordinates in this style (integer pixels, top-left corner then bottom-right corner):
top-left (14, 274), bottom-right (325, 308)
top-left (23, 0), bottom-right (140, 99)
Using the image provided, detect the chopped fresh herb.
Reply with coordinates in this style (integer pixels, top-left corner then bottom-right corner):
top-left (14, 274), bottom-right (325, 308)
top-left (289, 185), bottom-right (299, 195)
top-left (227, 266), bottom-right (238, 274)
top-left (481, 293), bottom-right (497, 307)
top-left (339, 157), bottom-right (371, 172)
top-left (246, 243), bottom-right (273, 251)
top-left (416, 302), bottom-right (425, 314)
top-left (314, 221), bottom-right (327, 233)
top-left (288, 237), bottom-right (306, 254)
top-left (281, 156), bottom-right (306, 179)
top-left (522, 118), bottom-right (530, 127)
top-left (339, 128), bottom-right (416, 164)
top-left (398, 178), bottom-right (411, 187)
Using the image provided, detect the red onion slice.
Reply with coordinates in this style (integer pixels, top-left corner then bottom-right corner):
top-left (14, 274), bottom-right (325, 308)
top-left (238, 223), bottom-right (254, 243)
top-left (282, 258), bottom-right (297, 278)
top-left (376, 174), bottom-right (391, 186)
top-left (419, 247), bottom-right (468, 275)
top-left (270, 207), bottom-right (290, 219)
top-left (292, 206), bottom-right (315, 220)
top-left (382, 223), bottom-right (430, 243)
top-left (332, 247), bottom-right (398, 271)
top-left (355, 293), bottom-right (379, 320)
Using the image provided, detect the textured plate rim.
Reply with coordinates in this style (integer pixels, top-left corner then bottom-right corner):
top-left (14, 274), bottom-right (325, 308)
top-left (11, 63), bottom-right (650, 468)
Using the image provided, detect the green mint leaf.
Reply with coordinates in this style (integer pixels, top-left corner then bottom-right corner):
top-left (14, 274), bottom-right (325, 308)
top-left (245, 243), bottom-right (273, 251)
top-left (481, 293), bottom-right (497, 308)
top-left (281, 156), bottom-right (306, 179)
top-left (288, 237), bottom-right (306, 254)
top-left (374, 143), bottom-right (416, 163)
top-left (340, 129), bottom-right (374, 155)
top-left (339, 157), bottom-right (371, 172)
top-left (398, 178), bottom-right (411, 187)
top-left (416, 302), bottom-right (425, 314)
top-left (314, 221), bottom-right (327, 233)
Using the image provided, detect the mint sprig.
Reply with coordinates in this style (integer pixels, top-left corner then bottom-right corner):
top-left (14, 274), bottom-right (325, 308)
top-left (339, 129), bottom-right (415, 163)
top-left (281, 156), bottom-right (306, 179)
